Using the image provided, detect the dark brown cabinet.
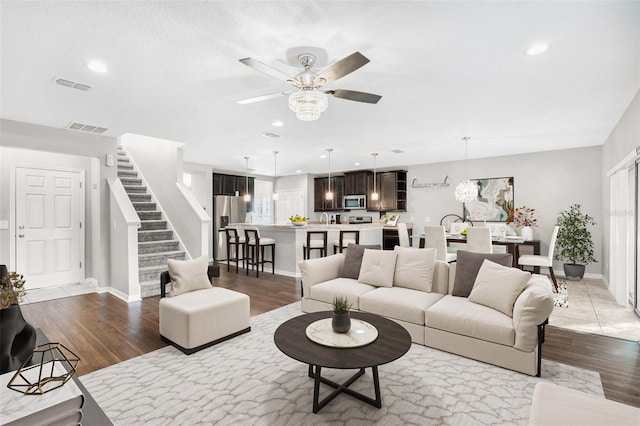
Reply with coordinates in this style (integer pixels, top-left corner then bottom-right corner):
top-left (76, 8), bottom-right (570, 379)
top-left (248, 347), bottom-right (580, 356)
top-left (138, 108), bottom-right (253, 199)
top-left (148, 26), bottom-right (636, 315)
top-left (313, 176), bottom-right (344, 211)
top-left (212, 173), bottom-right (255, 210)
top-left (367, 170), bottom-right (407, 212)
top-left (344, 171), bottom-right (371, 195)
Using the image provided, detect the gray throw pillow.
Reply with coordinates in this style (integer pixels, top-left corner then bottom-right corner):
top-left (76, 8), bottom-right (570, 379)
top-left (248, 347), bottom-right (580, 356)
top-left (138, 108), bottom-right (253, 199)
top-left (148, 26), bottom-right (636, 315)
top-left (451, 250), bottom-right (512, 297)
top-left (340, 243), bottom-right (382, 279)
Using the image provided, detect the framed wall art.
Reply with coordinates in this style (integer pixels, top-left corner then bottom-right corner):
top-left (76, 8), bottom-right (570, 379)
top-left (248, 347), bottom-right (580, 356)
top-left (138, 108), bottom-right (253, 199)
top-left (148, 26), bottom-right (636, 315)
top-left (463, 177), bottom-right (514, 222)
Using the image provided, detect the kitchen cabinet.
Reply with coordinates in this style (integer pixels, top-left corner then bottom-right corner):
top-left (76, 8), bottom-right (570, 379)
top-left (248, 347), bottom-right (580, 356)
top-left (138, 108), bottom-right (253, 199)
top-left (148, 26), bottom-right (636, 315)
top-left (212, 173), bottom-right (255, 210)
top-left (313, 176), bottom-right (344, 211)
top-left (344, 171), bottom-right (371, 195)
top-left (367, 170), bottom-right (407, 212)
top-left (382, 227), bottom-right (413, 250)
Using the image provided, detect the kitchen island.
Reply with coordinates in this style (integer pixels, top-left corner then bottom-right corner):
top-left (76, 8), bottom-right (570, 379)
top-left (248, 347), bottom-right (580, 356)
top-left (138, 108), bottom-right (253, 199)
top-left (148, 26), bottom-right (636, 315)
top-left (229, 223), bottom-right (384, 277)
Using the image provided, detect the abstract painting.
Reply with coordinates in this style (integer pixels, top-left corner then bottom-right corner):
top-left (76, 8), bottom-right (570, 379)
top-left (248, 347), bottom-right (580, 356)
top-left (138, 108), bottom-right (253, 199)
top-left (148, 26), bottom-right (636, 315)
top-left (463, 177), bottom-right (514, 222)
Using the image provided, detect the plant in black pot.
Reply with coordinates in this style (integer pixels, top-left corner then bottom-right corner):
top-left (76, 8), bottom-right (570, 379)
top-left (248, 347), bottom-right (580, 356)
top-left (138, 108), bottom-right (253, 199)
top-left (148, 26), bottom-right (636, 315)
top-left (331, 295), bottom-right (352, 333)
top-left (554, 204), bottom-right (597, 280)
top-left (1, 268), bottom-right (37, 374)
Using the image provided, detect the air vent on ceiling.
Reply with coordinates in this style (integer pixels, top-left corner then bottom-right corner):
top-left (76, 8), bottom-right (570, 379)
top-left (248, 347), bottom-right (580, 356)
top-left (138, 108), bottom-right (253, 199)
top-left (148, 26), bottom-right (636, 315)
top-left (65, 122), bottom-right (108, 134)
top-left (391, 149), bottom-right (405, 154)
top-left (55, 78), bottom-right (92, 91)
top-left (262, 132), bottom-right (281, 139)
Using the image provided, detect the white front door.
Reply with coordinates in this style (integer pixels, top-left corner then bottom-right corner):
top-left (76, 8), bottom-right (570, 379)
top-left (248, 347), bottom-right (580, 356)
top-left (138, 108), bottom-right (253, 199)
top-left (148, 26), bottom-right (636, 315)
top-left (15, 167), bottom-right (84, 289)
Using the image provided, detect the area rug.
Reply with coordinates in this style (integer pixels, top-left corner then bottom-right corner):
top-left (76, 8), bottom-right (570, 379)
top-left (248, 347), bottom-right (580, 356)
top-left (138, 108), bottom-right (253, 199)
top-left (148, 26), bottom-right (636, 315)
top-left (553, 280), bottom-right (569, 308)
top-left (81, 302), bottom-right (602, 425)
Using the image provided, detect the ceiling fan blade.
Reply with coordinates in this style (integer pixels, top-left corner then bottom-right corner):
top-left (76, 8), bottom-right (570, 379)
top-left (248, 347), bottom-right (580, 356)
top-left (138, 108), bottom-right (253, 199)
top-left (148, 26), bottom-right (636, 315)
top-left (316, 52), bottom-right (370, 84)
top-left (237, 91), bottom-right (291, 104)
top-left (327, 89), bottom-right (382, 104)
top-left (239, 58), bottom-right (296, 84)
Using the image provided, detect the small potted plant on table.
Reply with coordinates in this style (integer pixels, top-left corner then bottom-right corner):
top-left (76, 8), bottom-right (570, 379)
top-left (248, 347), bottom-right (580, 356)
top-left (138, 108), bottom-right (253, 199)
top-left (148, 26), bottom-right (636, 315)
top-left (554, 204), bottom-right (597, 280)
top-left (331, 295), bottom-right (352, 333)
top-left (507, 205), bottom-right (538, 241)
top-left (1, 269), bottom-right (37, 373)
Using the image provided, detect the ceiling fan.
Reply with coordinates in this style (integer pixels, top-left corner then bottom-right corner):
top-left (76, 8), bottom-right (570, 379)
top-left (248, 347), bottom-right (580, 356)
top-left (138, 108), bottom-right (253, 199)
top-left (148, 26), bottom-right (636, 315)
top-left (238, 51), bottom-right (381, 121)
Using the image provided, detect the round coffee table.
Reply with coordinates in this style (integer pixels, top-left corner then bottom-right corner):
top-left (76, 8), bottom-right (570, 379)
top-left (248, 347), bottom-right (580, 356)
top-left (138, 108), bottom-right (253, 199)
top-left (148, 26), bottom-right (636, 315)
top-left (274, 311), bottom-right (411, 413)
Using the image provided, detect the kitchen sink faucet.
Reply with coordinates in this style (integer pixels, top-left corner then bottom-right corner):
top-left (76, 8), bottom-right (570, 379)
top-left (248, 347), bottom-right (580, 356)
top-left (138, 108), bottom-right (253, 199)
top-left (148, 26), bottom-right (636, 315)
top-left (320, 212), bottom-right (329, 226)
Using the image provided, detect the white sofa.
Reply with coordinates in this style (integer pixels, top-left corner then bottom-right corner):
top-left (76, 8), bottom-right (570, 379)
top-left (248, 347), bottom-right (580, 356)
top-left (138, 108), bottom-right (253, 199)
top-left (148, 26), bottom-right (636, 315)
top-left (299, 247), bottom-right (555, 376)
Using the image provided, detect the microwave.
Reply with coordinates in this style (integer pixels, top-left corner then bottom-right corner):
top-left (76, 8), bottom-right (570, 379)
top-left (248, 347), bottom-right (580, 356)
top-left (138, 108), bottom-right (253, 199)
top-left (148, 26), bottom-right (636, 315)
top-left (344, 195), bottom-right (367, 210)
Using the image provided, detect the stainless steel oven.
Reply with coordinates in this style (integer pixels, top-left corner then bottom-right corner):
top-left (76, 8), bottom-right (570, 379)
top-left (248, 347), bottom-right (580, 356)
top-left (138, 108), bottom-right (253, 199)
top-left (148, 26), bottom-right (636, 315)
top-left (343, 195), bottom-right (366, 210)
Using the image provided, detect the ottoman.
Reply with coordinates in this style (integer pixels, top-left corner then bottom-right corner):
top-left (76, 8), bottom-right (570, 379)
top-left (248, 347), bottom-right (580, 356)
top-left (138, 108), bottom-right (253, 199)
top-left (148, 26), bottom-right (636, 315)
top-left (159, 287), bottom-right (251, 354)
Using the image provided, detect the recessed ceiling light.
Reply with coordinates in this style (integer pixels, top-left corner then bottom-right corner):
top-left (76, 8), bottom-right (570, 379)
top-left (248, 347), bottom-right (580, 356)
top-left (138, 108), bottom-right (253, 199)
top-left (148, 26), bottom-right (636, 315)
top-left (272, 120), bottom-right (284, 127)
top-left (354, 162), bottom-right (360, 166)
top-left (524, 43), bottom-right (550, 56)
top-left (87, 60), bottom-right (108, 73)
top-left (320, 154), bottom-right (326, 159)
top-left (296, 170), bottom-right (302, 173)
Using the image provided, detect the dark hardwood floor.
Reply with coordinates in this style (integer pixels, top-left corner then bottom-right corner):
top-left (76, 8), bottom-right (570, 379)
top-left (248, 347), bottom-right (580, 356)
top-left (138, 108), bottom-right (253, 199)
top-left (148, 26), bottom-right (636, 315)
top-left (20, 262), bottom-right (640, 408)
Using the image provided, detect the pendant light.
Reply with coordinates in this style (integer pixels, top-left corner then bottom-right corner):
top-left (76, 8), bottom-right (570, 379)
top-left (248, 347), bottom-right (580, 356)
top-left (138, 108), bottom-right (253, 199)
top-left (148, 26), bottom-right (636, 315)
top-left (272, 150), bottom-right (279, 201)
top-left (325, 148), bottom-right (333, 201)
top-left (371, 152), bottom-right (379, 201)
top-left (243, 156), bottom-right (251, 202)
top-left (454, 137), bottom-right (476, 203)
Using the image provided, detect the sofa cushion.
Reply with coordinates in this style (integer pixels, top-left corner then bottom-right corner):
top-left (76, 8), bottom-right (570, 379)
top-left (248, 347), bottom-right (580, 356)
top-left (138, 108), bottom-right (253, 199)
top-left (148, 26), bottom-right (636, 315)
top-left (358, 249), bottom-right (397, 287)
top-left (308, 278), bottom-right (376, 310)
top-left (340, 244), bottom-right (381, 279)
top-left (469, 260), bottom-right (531, 317)
top-left (451, 250), bottom-right (512, 297)
top-left (425, 296), bottom-right (515, 346)
top-left (359, 287), bottom-right (445, 325)
top-left (393, 247), bottom-right (436, 292)
top-left (167, 255), bottom-right (212, 297)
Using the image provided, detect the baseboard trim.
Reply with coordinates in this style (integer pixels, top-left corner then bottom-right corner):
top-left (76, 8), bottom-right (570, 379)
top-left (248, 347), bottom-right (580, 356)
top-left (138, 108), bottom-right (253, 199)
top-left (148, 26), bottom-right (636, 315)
top-left (106, 287), bottom-right (142, 303)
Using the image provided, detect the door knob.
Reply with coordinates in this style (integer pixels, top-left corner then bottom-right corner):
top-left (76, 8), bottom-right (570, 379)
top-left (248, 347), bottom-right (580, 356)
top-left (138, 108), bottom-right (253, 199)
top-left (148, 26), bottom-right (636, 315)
top-left (18, 234), bottom-right (24, 238)
top-left (18, 225), bottom-right (24, 229)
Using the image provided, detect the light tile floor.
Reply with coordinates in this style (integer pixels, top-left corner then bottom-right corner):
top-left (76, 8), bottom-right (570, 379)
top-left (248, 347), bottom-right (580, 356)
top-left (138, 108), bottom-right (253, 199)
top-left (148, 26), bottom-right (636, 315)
top-left (20, 282), bottom-right (97, 305)
top-left (550, 278), bottom-right (640, 342)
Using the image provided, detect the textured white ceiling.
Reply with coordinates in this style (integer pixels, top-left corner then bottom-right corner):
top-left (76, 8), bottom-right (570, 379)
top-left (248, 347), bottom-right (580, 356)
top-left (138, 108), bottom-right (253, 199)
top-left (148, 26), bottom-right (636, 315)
top-left (1, 1), bottom-right (639, 176)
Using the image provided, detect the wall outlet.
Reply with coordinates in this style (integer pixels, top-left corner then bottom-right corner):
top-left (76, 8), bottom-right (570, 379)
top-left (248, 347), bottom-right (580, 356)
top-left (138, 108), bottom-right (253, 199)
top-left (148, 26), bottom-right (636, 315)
top-left (424, 217), bottom-right (431, 223)
top-left (106, 154), bottom-right (115, 167)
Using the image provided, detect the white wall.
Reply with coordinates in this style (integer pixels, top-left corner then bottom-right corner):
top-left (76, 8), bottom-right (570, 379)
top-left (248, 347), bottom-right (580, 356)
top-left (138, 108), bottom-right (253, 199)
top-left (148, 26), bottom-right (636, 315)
top-left (121, 134), bottom-right (211, 259)
top-left (406, 146), bottom-right (603, 275)
top-left (0, 119), bottom-right (117, 287)
top-left (602, 89), bottom-right (640, 283)
top-left (183, 162), bottom-right (214, 257)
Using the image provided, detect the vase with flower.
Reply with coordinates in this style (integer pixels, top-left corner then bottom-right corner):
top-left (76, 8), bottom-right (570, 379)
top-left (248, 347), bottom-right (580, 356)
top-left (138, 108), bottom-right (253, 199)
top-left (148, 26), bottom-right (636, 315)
top-left (507, 206), bottom-right (538, 241)
top-left (1, 267), bottom-right (36, 374)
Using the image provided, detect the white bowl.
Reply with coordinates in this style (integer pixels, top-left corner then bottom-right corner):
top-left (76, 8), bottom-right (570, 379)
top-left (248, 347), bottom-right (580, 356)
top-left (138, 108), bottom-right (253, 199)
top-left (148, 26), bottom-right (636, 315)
top-left (291, 221), bottom-right (307, 226)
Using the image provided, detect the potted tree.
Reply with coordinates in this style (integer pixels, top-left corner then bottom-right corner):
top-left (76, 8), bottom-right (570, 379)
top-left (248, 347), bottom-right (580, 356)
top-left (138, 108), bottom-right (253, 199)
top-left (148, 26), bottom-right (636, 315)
top-left (331, 295), bottom-right (352, 333)
top-left (554, 204), bottom-right (597, 280)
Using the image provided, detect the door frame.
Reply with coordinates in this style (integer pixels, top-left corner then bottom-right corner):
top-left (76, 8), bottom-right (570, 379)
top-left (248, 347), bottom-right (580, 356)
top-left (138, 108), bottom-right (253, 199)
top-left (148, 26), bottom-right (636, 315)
top-left (10, 164), bottom-right (86, 284)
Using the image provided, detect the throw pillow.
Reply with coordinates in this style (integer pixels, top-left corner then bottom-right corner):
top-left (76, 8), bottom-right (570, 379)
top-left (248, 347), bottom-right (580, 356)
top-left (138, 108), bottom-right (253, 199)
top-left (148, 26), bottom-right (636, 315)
top-left (340, 243), bottom-right (382, 279)
top-left (468, 260), bottom-right (531, 317)
top-left (358, 249), bottom-right (397, 287)
top-left (393, 246), bottom-right (436, 292)
top-left (451, 250), bottom-right (512, 297)
top-left (167, 255), bottom-right (212, 297)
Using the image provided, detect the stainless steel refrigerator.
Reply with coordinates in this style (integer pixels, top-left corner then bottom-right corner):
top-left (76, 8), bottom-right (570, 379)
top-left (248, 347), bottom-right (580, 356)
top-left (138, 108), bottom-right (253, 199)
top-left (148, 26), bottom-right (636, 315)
top-left (213, 195), bottom-right (247, 261)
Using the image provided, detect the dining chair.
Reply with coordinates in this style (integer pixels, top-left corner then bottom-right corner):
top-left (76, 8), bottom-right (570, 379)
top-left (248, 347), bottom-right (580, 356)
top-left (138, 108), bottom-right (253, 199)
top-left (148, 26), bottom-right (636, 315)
top-left (466, 226), bottom-right (493, 253)
top-left (397, 222), bottom-right (410, 247)
top-left (518, 226), bottom-right (560, 291)
top-left (423, 225), bottom-right (457, 262)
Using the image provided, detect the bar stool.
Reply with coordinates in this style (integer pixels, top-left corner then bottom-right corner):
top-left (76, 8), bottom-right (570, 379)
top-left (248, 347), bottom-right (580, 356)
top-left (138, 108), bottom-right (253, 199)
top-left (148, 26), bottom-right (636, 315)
top-left (333, 230), bottom-right (360, 254)
top-left (244, 228), bottom-right (276, 277)
top-left (224, 227), bottom-right (245, 273)
top-left (303, 231), bottom-right (328, 260)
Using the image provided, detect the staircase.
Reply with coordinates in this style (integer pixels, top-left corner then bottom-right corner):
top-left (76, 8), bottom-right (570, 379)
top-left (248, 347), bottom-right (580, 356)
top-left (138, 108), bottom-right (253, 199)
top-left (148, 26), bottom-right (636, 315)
top-left (116, 147), bottom-right (185, 297)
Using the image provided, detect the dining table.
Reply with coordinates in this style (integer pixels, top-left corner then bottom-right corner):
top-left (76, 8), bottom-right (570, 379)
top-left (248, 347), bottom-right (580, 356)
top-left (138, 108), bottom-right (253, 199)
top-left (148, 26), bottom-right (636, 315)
top-left (413, 234), bottom-right (541, 272)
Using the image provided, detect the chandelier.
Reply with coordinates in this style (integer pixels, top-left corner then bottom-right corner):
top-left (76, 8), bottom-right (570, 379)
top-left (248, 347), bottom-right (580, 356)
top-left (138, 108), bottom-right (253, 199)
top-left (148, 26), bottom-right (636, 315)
top-left (454, 137), bottom-right (476, 203)
top-left (288, 90), bottom-right (328, 121)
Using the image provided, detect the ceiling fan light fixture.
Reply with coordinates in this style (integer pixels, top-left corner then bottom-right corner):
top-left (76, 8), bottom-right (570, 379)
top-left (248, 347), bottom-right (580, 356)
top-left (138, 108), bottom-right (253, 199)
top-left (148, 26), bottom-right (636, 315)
top-left (288, 90), bottom-right (328, 121)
